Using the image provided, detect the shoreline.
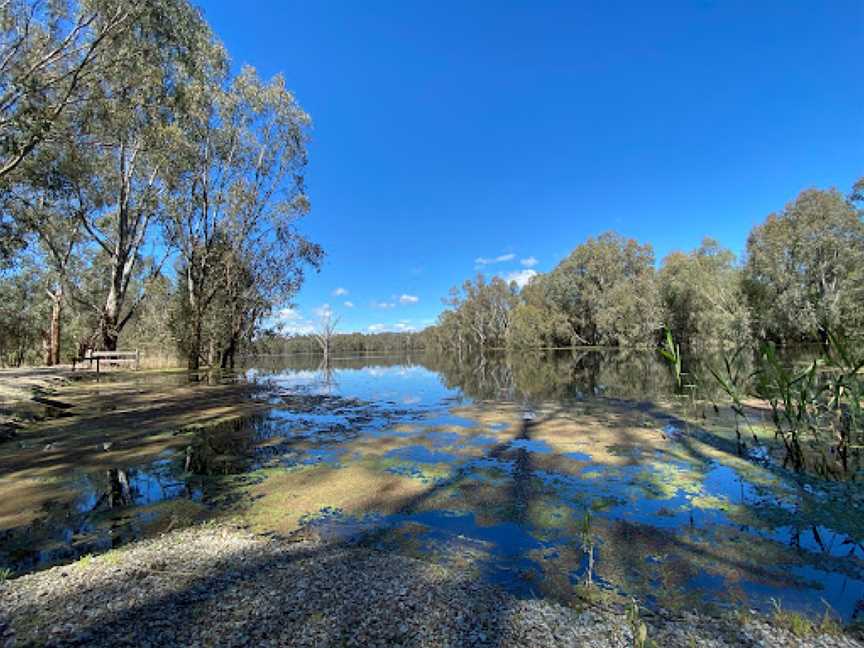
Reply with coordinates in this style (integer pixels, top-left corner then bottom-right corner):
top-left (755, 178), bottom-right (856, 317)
top-left (1, 523), bottom-right (860, 648)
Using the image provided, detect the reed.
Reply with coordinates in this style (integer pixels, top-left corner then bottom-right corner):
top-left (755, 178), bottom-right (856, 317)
top-left (659, 328), bottom-right (864, 478)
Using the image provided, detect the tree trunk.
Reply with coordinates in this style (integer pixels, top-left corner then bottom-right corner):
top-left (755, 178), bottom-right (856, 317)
top-left (220, 335), bottom-right (237, 370)
top-left (186, 267), bottom-right (202, 371)
top-left (100, 263), bottom-right (123, 351)
top-left (188, 318), bottom-right (202, 371)
top-left (100, 314), bottom-right (119, 351)
top-left (48, 288), bottom-right (62, 365)
top-left (41, 330), bottom-right (51, 365)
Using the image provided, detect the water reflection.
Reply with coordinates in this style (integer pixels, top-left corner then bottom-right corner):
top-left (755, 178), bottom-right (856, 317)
top-left (2, 350), bottom-right (863, 624)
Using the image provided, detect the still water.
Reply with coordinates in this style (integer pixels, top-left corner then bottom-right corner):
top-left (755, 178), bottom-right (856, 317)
top-left (2, 351), bottom-right (863, 622)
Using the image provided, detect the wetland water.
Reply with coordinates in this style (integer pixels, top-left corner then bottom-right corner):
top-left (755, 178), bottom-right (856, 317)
top-left (2, 351), bottom-right (863, 622)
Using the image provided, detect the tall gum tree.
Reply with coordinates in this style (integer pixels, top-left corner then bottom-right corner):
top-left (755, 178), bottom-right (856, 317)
top-left (68, 0), bottom-right (217, 350)
top-left (167, 65), bottom-right (322, 370)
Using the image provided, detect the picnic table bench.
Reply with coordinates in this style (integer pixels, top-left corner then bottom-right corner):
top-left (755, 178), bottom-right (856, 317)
top-left (72, 350), bottom-right (140, 373)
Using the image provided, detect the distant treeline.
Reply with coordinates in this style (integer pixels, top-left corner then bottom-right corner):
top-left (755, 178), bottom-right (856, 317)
top-left (426, 182), bottom-right (864, 353)
top-left (254, 330), bottom-right (429, 356)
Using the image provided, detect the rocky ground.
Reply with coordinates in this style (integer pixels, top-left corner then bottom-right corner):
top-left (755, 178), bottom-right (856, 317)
top-left (1, 524), bottom-right (861, 648)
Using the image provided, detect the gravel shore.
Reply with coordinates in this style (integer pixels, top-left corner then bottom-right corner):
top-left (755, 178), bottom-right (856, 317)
top-left (1, 524), bottom-right (861, 648)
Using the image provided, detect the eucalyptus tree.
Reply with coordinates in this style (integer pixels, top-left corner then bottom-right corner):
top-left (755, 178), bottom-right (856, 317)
top-left (507, 275), bottom-right (573, 348)
top-left (745, 187), bottom-right (864, 343)
top-left (0, 255), bottom-right (48, 365)
top-left (0, 0), bottom-right (136, 266)
top-left (63, 0), bottom-right (218, 350)
top-left (440, 275), bottom-right (518, 352)
top-left (167, 65), bottom-right (322, 369)
top-left (659, 238), bottom-right (751, 349)
top-left (544, 232), bottom-right (661, 346)
top-left (0, 0), bottom-right (132, 183)
top-left (5, 126), bottom-right (94, 364)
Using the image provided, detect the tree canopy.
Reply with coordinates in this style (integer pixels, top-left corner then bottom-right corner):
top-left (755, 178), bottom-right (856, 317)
top-left (427, 181), bottom-right (864, 353)
top-left (0, 0), bottom-right (321, 367)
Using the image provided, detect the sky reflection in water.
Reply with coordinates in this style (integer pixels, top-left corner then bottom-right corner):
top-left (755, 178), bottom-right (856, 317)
top-left (3, 352), bottom-right (864, 623)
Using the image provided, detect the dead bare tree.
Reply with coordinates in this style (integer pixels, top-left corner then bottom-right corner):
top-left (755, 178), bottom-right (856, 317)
top-left (313, 311), bottom-right (339, 364)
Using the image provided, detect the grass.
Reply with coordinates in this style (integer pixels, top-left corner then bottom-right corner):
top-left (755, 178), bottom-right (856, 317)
top-left (0, 567), bottom-right (13, 582)
top-left (770, 598), bottom-right (815, 637)
top-left (77, 553), bottom-right (96, 569)
top-left (817, 600), bottom-right (845, 636)
top-left (626, 598), bottom-right (655, 648)
top-left (101, 549), bottom-right (123, 566)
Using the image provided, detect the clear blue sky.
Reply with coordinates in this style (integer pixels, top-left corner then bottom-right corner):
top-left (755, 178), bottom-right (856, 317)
top-left (198, 0), bottom-right (863, 335)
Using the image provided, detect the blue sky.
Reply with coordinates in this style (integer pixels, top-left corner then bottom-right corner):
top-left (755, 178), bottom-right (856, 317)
top-left (198, 0), bottom-right (863, 335)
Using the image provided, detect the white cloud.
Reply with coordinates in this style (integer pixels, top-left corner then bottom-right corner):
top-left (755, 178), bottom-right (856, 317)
top-left (520, 256), bottom-right (539, 268)
top-left (475, 253), bottom-right (516, 266)
top-left (313, 303), bottom-right (333, 318)
top-left (332, 287), bottom-right (349, 297)
top-left (503, 269), bottom-right (538, 288)
top-left (372, 301), bottom-right (396, 309)
top-left (343, 301), bottom-right (354, 308)
top-left (367, 320), bottom-right (419, 333)
top-left (278, 307), bottom-right (302, 321)
top-left (280, 322), bottom-right (316, 335)
top-left (399, 294), bottom-right (419, 304)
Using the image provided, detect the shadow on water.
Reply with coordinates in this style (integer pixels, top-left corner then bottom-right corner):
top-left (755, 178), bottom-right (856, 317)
top-left (3, 350), bottom-right (864, 627)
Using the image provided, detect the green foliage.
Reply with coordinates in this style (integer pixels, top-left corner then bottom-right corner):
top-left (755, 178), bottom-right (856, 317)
top-left (544, 232), bottom-right (661, 347)
top-left (0, 260), bottom-right (48, 365)
top-left (0, 567), bottom-right (13, 582)
top-left (658, 328), bottom-right (683, 391)
top-left (0, 0), bottom-right (321, 366)
top-left (745, 188), bottom-right (864, 343)
top-left (430, 232), bottom-right (662, 352)
top-left (578, 510), bottom-right (595, 587)
top-left (429, 183), bottom-right (864, 356)
top-left (659, 238), bottom-right (751, 349)
top-left (428, 275), bottom-right (519, 354)
top-left (817, 600), bottom-right (844, 636)
top-left (770, 598), bottom-right (815, 637)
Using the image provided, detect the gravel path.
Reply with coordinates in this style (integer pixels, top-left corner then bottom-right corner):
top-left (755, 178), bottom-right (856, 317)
top-left (0, 524), bottom-right (860, 648)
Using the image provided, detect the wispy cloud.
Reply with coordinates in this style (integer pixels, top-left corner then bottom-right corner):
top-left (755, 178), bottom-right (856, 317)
top-left (520, 256), bottom-right (539, 268)
top-left (399, 294), bottom-right (419, 304)
top-left (332, 287), bottom-right (349, 297)
top-left (276, 307), bottom-right (316, 334)
top-left (475, 253), bottom-right (516, 267)
top-left (278, 307), bottom-right (301, 321)
top-left (313, 304), bottom-right (333, 318)
top-left (343, 301), bottom-right (354, 308)
top-left (367, 320), bottom-right (419, 333)
top-left (372, 300), bottom-right (396, 309)
top-left (503, 269), bottom-right (538, 288)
